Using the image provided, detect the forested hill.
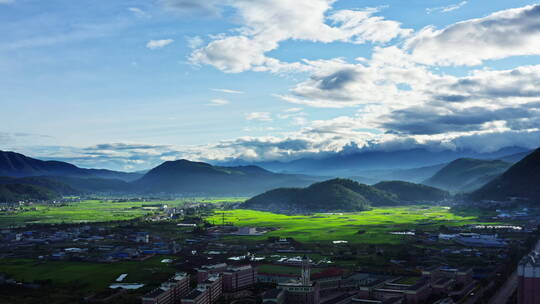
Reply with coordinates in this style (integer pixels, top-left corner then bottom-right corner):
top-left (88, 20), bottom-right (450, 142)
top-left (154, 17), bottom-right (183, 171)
top-left (242, 178), bottom-right (398, 214)
top-left (424, 158), bottom-right (511, 192)
top-left (0, 183), bottom-right (59, 202)
top-left (373, 181), bottom-right (450, 202)
top-left (133, 159), bottom-right (316, 195)
top-left (470, 148), bottom-right (540, 202)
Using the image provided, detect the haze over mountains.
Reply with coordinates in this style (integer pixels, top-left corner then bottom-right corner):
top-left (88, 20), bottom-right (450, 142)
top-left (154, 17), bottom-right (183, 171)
top-left (0, 147), bottom-right (538, 204)
top-left (0, 150), bottom-right (317, 199)
top-left (424, 158), bottom-right (512, 193)
top-left (218, 146), bottom-right (530, 180)
top-left (471, 148), bottom-right (540, 202)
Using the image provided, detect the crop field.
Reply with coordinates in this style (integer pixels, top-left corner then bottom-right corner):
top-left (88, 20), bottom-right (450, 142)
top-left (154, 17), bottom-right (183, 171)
top-left (0, 256), bottom-right (177, 291)
top-left (206, 206), bottom-right (496, 244)
top-left (0, 197), bottom-right (245, 227)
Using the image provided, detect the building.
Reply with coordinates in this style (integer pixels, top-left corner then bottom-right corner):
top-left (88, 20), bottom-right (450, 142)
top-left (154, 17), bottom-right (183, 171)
top-left (278, 255), bottom-right (321, 304)
top-left (197, 263), bottom-right (228, 283)
top-left (198, 274), bottom-right (223, 303)
top-left (223, 265), bottom-right (258, 292)
top-left (142, 273), bottom-right (190, 304)
top-left (454, 233), bottom-right (507, 248)
top-left (262, 289), bottom-right (286, 304)
top-left (518, 251), bottom-right (540, 304)
top-left (181, 288), bottom-right (210, 304)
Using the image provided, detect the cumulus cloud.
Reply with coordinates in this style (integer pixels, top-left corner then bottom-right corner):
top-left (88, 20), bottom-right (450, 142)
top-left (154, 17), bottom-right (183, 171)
top-left (190, 1), bottom-right (411, 73)
top-left (278, 47), bottom-right (433, 108)
top-left (146, 39), bottom-right (174, 49)
top-left (407, 4), bottom-right (540, 66)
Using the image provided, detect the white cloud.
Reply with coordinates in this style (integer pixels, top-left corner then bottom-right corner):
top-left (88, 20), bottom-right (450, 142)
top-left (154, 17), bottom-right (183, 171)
top-left (426, 1), bottom-right (467, 14)
top-left (212, 88), bottom-right (244, 94)
top-left (208, 98), bottom-right (230, 106)
top-left (189, 1), bottom-right (411, 73)
top-left (186, 36), bottom-right (203, 49)
top-left (407, 4), bottom-right (540, 66)
top-left (245, 112), bottom-right (273, 122)
top-left (128, 7), bottom-right (149, 18)
top-left (146, 39), bottom-right (174, 50)
top-left (0, 0), bottom-right (14, 4)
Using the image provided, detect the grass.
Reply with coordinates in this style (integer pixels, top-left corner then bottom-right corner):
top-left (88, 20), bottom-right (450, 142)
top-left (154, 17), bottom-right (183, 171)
top-left (0, 197), bottom-right (246, 228)
top-left (0, 256), bottom-right (177, 291)
top-left (206, 206), bottom-right (496, 244)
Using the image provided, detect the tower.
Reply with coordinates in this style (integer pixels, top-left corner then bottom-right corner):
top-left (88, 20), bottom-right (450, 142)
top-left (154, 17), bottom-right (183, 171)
top-left (301, 255), bottom-right (311, 285)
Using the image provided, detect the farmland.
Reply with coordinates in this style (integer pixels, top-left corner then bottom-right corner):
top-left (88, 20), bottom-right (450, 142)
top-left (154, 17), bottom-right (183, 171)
top-left (0, 197), bottom-right (245, 227)
top-left (205, 206), bottom-right (497, 244)
top-left (0, 256), bottom-right (177, 291)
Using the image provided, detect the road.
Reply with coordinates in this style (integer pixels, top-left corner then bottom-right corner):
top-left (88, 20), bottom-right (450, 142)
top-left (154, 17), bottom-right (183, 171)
top-left (487, 239), bottom-right (540, 304)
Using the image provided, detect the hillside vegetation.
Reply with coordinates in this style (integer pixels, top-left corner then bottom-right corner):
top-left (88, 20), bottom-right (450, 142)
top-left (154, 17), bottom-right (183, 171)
top-left (133, 159), bottom-right (315, 195)
top-left (424, 158), bottom-right (511, 192)
top-left (471, 148), bottom-right (540, 202)
top-left (0, 184), bottom-right (59, 202)
top-left (242, 179), bottom-right (398, 214)
top-left (373, 181), bottom-right (450, 202)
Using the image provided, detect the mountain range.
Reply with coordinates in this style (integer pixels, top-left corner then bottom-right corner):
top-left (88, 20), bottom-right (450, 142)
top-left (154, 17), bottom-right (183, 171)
top-left (1, 147), bottom-right (538, 204)
top-left (0, 151), bottom-right (318, 200)
top-left (132, 160), bottom-right (317, 195)
top-left (471, 148), bottom-right (540, 202)
top-left (0, 151), bottom-right (142, 181)
top-left (217, 147), bottom-right (531, 181)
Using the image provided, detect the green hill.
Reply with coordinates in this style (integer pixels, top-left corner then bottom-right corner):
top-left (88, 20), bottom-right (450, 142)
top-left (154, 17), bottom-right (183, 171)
top-left (0, 183), bottom-right (59, 202)
top-left (133, 159), bottom-right (315, 196)
top-left (424, 158), bottom-right (511, 192)
top-left (373, 181), bottom-right (450, 203)
top-left (242, 178), bottom-right (397, 214)
top-left (470, 148), bottom-right (540, 202)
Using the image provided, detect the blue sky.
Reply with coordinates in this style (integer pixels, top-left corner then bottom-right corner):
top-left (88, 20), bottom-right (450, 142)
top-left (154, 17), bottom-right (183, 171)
top-left (2, 0), bottom-right (540, 171)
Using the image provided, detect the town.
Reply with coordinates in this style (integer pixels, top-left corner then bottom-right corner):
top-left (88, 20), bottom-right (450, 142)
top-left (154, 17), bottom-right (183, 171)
top-left (2, 199), bottom-right (540, 304)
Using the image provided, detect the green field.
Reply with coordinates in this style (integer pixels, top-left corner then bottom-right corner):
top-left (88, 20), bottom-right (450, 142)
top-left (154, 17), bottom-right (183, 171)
top-left (0, 256), bottom-right (177, 291)
top-left (206, 206), bottom-right (495, 244)
top-left (0, 197), bottom-right (246, 227)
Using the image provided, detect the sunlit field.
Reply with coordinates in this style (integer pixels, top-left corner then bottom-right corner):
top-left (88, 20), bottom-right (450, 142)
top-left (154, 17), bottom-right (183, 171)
top-left (206, 206), bottom-right (496, 244)
top-left (0, 198), bottom-right (245, 227)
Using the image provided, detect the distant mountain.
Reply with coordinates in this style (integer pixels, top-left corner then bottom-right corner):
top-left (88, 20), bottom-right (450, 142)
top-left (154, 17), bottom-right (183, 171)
top-left (0, 176), bottom-right (79, 195)
top-left (217, 147), bottom-right (529, 177)
top-left (373, 181), bottom-right (450, 203)
top-left (134, 160), bottom-right (318, 196)
top-left (0, 183), bottom-right (59, 202)
top-left (424, 158), bottom-right (512, 193)
top-left (84, 169), bottom-right (143, 182)
top-left (497, 150), bottom-right (533, 163)
top-left (471, 148), bottom-right (540, 202)
top-left (242, 178), bottom-right (397, 214)
top-left (0, 150), bottom-right (142, 181)
top-left (350, 163), bottom-right (447, 185)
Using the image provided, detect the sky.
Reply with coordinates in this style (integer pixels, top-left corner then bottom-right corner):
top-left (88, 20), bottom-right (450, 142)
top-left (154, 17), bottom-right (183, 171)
top-left (2, 0), bottom-right (540, 171)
